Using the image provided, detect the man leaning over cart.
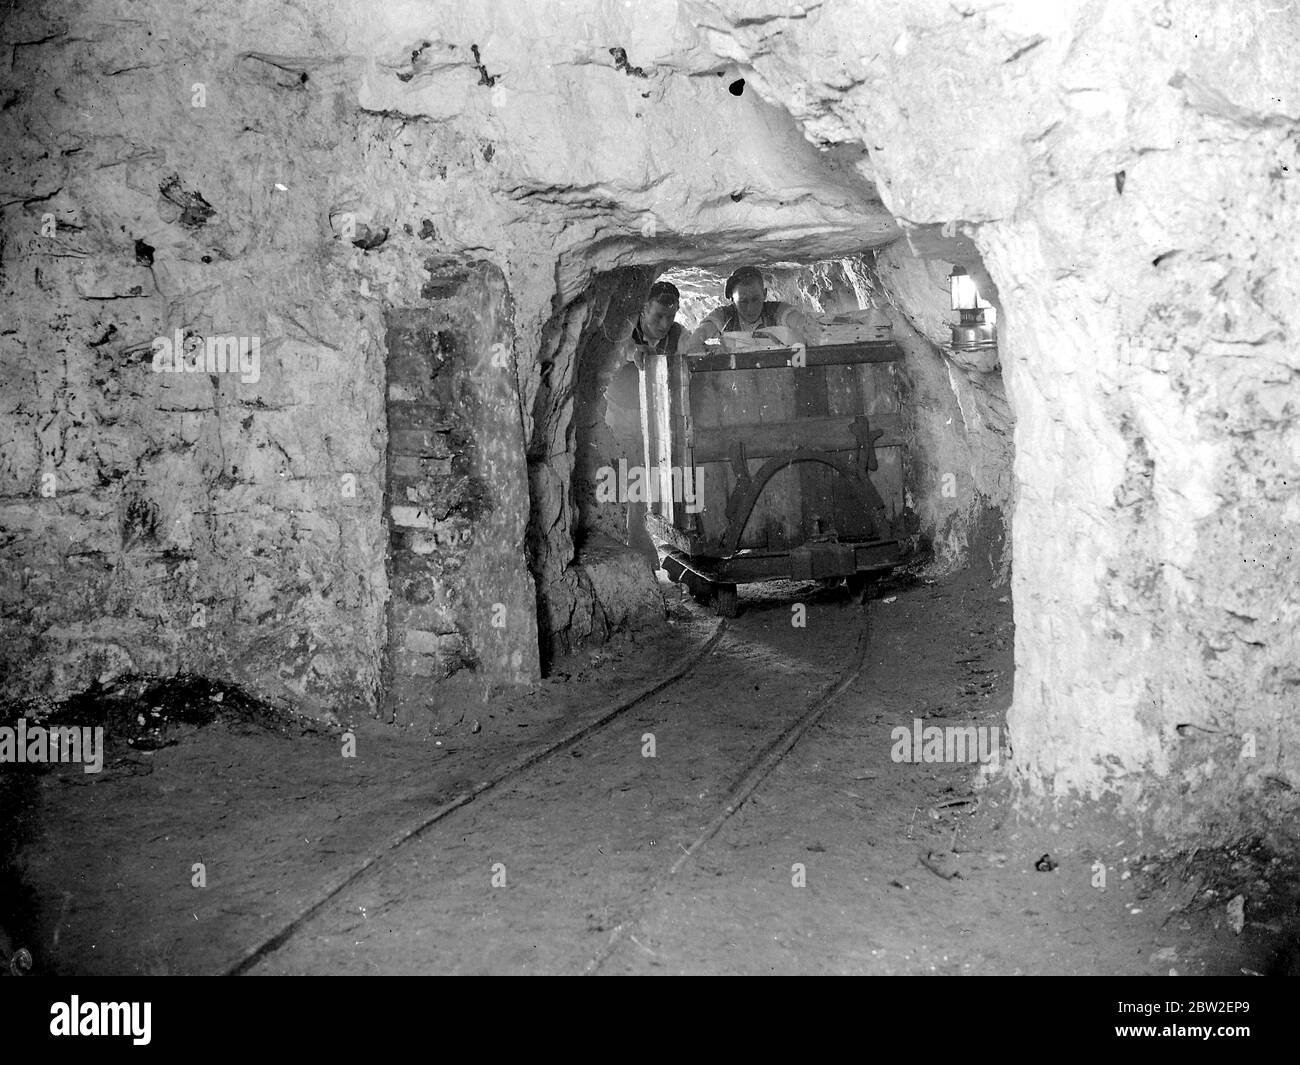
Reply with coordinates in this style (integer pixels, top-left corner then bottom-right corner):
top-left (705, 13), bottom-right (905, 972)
top-left (607, 280), bottom-right (684, 566)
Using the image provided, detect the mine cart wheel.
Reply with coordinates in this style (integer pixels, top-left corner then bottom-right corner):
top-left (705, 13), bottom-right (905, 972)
top-left (713, 583), bottom-right (739, 618)
top-left (683, 571), bottom-right (713, 605)
top-left (661, 554), bottom-right (687, 583)
top-left (845, 574), bottom-right (873, 606)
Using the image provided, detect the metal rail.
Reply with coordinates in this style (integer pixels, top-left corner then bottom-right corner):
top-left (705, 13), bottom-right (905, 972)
top-left (222, 620), bottom-right (729, 976)
top-left (582, 605), bottom-right (871, 974)
top-left (224, 598), bottom-right (872, 976)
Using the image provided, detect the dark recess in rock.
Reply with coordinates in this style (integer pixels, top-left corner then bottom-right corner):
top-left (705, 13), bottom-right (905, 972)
top-left (122, 497), bottom-right (160, 547)
top-left (610, 46), bottom-right (647, 77)
top-left (159, 175), bottom-right (216, 227)
top-left (134, 238), bottom-right (154, 265)
top-left (1004, 36), bottom-right (1045, 64)
top-left (0, 674), bottom-right (329, 753)
top-left (729, 78), bottom-right (745, 96)
top-left (399, 40), bottom-right (431, 79)
top-left (88, 324), bottom-right (116, 347)
top-left (352, 225), bottom-right (389, 250)
top-left (470, 43), bottom-right (497, 86)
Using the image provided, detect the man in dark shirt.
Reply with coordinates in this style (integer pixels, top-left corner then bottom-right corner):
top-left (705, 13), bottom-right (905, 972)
top-left (606, 281), bottom-right (683, 565)
top-left (629, 280), bottom-right (684, 360)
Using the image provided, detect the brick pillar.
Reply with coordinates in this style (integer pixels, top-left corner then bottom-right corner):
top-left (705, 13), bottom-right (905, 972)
top-left (381, 264), bottom-right (538, 723)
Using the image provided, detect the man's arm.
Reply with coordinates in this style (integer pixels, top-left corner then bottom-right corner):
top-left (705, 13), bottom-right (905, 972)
top-left (612, 316), bottom-right (647, 368)
top-left (683, 311), bottom-right (724, 353)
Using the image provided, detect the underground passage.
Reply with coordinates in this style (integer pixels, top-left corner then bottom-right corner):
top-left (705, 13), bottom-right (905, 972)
top-left (0, 0), bottom-right (1297, 987)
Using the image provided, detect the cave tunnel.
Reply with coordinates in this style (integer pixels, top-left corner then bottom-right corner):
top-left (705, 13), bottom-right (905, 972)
top-left (0, 0), bottom-right (1298, 992)
top-left (554, 251), bottom-right (1009, 645)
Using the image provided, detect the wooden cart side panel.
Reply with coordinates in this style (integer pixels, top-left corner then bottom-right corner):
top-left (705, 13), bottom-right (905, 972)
top-left (859, 361), bottom-right (901, 417)
top-left (859, 361), bottom-right (905, 520)
top-left (791, 364), bottom-right (827, 541)
top-left (741, 460), bottom-right (803, 549)
top-left (696, 457), bottom-right (731, 544)
top-left (824, 363), bottom-right (858, 417)
top-left (689, 413), bottom-right (904, 462)
top-left (687, 365), bottom-right (801, 549)
top-left (747, 367), bottom-right (798, 549)
top-left (661, 342), bottom-right (910, 553)
top-left (686, 368), bottom-right (727, 543)
top-left (724, 444), bottom-right (906, 546)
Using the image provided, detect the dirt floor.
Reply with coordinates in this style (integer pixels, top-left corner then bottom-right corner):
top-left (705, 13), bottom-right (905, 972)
top-left (2, 568), bottom-right (1297, 976)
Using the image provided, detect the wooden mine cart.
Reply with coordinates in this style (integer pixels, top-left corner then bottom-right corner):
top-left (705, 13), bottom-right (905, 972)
top-left (640, 337), bottom-right (918, 616)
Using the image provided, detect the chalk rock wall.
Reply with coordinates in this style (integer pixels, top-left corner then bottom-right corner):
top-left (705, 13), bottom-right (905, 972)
top-left (872, 246), bottom-right (1014, 579)
top-left (571, 269), bottom-right (652, 552)
top-left (537, 266), bottom-right (667, 663)
top-left (0, 2), bottom-right (543, 715)
top-left (0, 7), bottom-right (392, 717)
top-left (684, 0), bottom-right (1299, 843)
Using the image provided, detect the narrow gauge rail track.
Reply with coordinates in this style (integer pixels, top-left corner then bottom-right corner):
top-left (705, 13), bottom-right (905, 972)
top-left (228, 597), bottom-right (871, 976)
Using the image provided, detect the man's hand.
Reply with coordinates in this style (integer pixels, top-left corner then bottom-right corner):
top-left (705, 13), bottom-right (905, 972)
top-left (684, 320), bottom-right (721, 353)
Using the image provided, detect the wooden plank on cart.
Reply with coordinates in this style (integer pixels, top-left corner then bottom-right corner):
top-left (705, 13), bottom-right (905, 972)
top-left (688, 341), bottom-right (902, 373)
top-left (690, 413), bottom-right (904, 463)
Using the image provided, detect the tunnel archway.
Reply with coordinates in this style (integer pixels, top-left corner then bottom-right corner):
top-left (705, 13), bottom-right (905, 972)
top-left (523, 246), bottom-right (1014, 671)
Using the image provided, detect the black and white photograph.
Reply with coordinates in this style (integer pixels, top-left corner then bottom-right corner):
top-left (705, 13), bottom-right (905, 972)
top-left (0, 0), bottom-right (1295, 1010)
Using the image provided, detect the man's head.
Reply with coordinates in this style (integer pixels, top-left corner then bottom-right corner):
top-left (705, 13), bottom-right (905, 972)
top-left (639, 280), bottom-right (679, 342)
top-left (725, 267), bottom-right (766, 324)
